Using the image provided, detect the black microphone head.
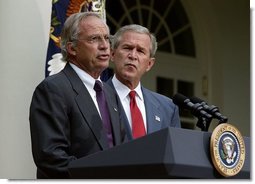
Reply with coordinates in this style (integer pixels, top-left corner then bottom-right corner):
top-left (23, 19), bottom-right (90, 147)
top-left (173, 93), bottom-right (189, 107)
top-left (190, 96), bottom-right (204, 104)
top-left (173, 93), bottom-right (212, 120)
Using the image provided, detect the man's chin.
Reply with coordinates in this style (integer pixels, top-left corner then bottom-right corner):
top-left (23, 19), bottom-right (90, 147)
top-left (123, 72), bottom-right (136, 80)
top-left (99, 61), bottom-right (109, 68)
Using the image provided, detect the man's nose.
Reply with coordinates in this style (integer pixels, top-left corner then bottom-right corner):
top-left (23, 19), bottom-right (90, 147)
top-left (128, 49), bottom-right (138, 59)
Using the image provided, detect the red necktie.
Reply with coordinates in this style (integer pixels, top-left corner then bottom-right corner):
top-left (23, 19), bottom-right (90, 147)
top-left (129, 90), bottom-right (146, 138)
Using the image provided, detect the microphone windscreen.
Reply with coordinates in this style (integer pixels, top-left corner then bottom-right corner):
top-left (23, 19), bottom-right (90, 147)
top-left (190, 96), bottom-right (203, 104)
top-left (172, 93), bottom-right (188, 106)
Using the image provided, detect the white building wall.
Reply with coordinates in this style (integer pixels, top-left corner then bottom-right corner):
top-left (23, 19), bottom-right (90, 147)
top-left (0, 0), bottom-right (51, 179)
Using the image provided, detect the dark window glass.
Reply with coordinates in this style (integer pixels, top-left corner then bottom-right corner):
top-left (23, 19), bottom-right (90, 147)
top-left (167, 0), bottom-right (189, 33)
top-left (177, 80), bottom-right (194, 118)
top-left (156, 77), bottom-right (174, 98)
top-left (174, 28), bottom-right (196, 57)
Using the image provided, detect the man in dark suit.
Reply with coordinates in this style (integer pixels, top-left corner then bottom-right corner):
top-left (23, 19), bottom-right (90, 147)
top-left (29, 12), bottom-right (126, 179)
top-left (108, 24), bottom-right (181, 140)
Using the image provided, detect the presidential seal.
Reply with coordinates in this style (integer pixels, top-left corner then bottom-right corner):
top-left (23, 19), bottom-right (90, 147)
top-left (210, 123), bottom-right (245, 177)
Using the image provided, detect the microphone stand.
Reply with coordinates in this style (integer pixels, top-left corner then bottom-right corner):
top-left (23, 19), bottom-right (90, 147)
top-left (191, 103), bottom-right (212, 132)
top-left (196, 116), bottom-right (212, 132)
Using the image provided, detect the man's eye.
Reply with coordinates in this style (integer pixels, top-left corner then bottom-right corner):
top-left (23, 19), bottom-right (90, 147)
top-left (91, 36), bottom-right (99, 41)
top-left (88, 36), bottom-right (110, 43)
top-left (123, 46), bottom-right (131, 50)
top-left (104, 36), bottom-right (110, 41)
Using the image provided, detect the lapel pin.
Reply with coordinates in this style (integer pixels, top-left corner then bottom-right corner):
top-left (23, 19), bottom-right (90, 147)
top-left (114, 107), bottom-right (118, 112)
top-left (155, 115), bottom-right (161, 122)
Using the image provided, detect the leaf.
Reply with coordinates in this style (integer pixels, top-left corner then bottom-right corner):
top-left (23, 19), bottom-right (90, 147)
top-left (52, 0), bottom-right (59, 4)
top-left (51, 16), bottom-right (61, 26)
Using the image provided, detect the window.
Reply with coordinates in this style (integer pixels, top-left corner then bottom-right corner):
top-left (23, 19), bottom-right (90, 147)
top-left (106, 0), bottom-right (196, 57)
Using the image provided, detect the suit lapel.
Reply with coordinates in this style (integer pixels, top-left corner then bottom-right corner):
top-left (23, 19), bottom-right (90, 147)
top-left (103, 84), bottom-right (120, 145)
top-left (106, 79), bottom-right (133, 140)
top-left (63, 64), bottom-right (109, 150)
top-left (142, 87), bottom-right (162, 134)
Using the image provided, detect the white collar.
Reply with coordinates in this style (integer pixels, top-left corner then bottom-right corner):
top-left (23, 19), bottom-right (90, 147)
top-left (69, 63), bottom-right (101, 89)
top-left (112, 75), bottom-right (143, 101)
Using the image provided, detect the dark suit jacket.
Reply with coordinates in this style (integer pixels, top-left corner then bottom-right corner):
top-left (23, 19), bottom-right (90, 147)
top-left (107, 78), bottom-right (181, 140)
top-left (29, 64), bottom-right (126, 178)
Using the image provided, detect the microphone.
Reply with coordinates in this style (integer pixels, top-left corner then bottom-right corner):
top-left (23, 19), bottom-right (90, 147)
top-left (190, 96), bottom-right (228, 123)
top-left (172, 93), bottom-right (212, 120)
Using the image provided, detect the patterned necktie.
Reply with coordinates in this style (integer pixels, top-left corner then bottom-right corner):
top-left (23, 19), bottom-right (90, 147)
top-left (94, 80), bottom-right (113, 147)
top-left (129, 90), bottom-right (146, 138)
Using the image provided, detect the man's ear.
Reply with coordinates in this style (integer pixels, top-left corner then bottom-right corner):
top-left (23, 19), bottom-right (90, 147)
top-left (110, 49), bottom-right (115, 62)
top-left (145, 57), bottom-right (155, 72)
top-left (66, 42), bottom-right (76, 56)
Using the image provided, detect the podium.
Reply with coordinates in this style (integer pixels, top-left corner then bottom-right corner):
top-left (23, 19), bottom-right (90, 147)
top-left (68, 127), bottom-right (250, 179)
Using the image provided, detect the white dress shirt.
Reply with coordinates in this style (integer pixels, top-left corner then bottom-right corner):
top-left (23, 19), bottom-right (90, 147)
top-left (112, 75), bottom-right (147, 132)
top-left (69, 63), bottom-right (102, 116)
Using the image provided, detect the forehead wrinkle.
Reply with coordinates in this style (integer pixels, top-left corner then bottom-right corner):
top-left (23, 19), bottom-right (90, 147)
top-left (80, 17), bottom-right (109, 36)
top-left (121, 33), bottom-right (150, 50)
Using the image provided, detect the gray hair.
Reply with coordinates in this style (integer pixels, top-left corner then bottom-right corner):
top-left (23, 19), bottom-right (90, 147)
top-left (111, 24), bottom-right (158, 57)
top-left (60, 12), bottom-right (109, 60)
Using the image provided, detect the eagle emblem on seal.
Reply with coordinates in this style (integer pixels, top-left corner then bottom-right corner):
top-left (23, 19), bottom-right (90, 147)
top-left (221, 136), bottom-right (237, 164)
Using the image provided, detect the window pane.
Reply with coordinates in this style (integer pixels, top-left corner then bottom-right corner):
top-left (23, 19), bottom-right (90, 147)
top-left (156, 77), bottom-right (174, 98)
top-left (167, 0), bottom-right (189, 33)
top-left (177, 80), bottom-right (194, 118)
top-left (173, 28), bottom-right (196, 57)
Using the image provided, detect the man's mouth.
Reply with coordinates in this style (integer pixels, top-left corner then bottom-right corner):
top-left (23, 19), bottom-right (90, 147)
top-left (125, 63), bottom-right (136, 69)
top-left (97, 54), bottom-right (110, 60)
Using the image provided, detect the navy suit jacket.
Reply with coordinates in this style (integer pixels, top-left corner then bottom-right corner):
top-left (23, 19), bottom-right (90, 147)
top-left (29, 64), bottom-right (127, 178)
top-left (107, 79), bottom-right (181, 140)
